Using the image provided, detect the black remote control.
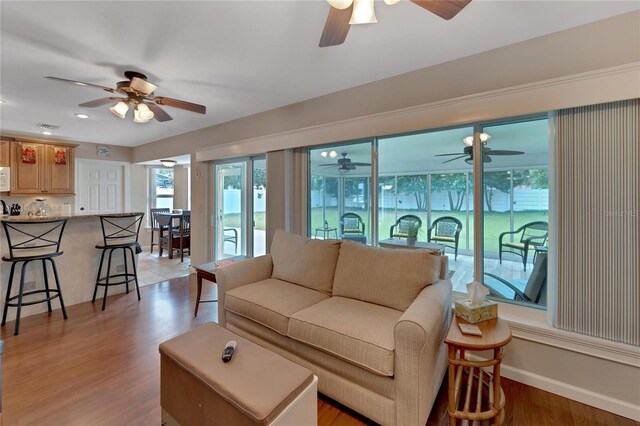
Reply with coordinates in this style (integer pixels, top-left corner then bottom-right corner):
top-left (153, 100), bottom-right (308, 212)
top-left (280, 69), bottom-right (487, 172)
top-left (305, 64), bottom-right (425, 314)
top-left (222, 340), bottom-right (237, 363)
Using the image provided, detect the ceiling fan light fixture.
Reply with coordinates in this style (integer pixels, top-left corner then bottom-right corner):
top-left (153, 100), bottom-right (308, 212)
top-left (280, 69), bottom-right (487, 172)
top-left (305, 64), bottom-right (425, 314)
top-left (160, 159), bottom-right (177, 168)
top-left (384, 0), bottom-right (400, 5)
top-left (135, 103), bottom-right (154, 121)
top-left (133, 110), bottom-right (150, 123)
top-left (109, 101), bottom-right (129, 119)
top-left (463, 132), bottom-right (491, 146)
top-left (327, 0), bottom-right (353, 9)
top-left (349, 0), bottom-right (377, 24)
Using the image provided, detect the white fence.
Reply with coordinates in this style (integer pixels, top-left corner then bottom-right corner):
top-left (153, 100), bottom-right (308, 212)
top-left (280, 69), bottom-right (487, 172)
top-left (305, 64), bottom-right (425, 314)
top-left (223, 189), bottom-right (266, 214)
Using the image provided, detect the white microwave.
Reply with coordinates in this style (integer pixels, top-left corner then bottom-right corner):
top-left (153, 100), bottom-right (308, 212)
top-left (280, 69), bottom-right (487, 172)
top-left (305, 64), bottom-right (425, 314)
top-left (0, 167), bottom-right (10, 192)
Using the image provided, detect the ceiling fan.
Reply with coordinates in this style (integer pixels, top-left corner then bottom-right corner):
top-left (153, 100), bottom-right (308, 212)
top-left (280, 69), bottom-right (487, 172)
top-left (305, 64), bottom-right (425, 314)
top-left (45, 71), bottom-right (206, 123)
top-left (320, 0), bottom-right (471, 47)
top-left (436, 145), bottom-right (525, 164)
top-left (319, 152), bottom-right (371, 172)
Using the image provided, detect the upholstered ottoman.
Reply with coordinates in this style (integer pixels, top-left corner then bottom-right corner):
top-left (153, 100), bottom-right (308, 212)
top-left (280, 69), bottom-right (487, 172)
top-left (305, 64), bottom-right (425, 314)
top-left (160, 323), bottom-right (317, 426)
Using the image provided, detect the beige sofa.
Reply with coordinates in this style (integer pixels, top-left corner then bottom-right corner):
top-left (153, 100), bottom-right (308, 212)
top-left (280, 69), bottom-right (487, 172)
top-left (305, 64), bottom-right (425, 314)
top-left (217, 230), bottom-right (452, 426)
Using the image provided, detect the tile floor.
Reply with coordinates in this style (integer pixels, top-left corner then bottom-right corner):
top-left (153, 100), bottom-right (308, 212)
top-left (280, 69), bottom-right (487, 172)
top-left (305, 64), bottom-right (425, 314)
top-left (137, 250), bottom-right (192, 287)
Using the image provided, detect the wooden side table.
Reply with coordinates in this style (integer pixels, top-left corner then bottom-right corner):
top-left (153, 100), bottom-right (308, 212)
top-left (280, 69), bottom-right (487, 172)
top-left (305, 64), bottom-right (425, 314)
top-left (445, 316), bottom-right (512, 425)
top-left (192, 256), bottom-right (246, 317)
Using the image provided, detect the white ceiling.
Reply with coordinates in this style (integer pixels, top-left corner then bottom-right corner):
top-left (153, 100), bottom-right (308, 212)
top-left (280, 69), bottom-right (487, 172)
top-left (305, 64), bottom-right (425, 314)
top-left (1, 1), bottom-right (637, 148)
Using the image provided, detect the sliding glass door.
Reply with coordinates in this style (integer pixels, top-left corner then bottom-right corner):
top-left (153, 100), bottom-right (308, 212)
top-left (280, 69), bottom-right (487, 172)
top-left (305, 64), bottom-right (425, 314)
top-left (214, 157), bottom-right (266, 259)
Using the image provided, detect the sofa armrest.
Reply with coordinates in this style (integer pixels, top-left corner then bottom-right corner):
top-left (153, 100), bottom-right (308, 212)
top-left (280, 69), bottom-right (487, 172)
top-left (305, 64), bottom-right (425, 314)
top-left (216, 254), bottom-right (273, 326)
top-left (394, 278), bottom-right (452, 426)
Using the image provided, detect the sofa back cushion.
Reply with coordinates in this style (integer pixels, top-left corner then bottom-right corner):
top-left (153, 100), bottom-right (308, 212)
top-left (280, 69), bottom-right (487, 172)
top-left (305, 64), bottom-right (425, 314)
top-left (332, 241), bottom-right (441, 311)
top-left (270, 229), bottom-right (341, 294)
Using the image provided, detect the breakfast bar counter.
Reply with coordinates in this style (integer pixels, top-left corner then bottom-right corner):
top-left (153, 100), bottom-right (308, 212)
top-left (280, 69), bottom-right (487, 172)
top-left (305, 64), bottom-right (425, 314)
top-left (0, 212), bottom-right (145, 322)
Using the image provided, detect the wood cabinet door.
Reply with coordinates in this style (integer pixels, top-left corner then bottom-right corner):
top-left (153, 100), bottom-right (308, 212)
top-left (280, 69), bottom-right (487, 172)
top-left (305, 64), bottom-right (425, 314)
top-left (45, 145), bottom-right (74, 194)
top-left (11, 142), bottom-right (45, 194)
top-left (0, 140), bottom-right (10, 167)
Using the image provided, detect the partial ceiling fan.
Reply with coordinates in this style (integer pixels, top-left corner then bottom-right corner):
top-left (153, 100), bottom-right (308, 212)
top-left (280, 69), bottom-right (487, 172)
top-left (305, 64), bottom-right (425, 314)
top-left (320, 0), bottom-right (471, 47)
top-left (436, 145), bottom-right (525, 165)
top-left (45, 71), bottom-right (206, 123)
top-left (319, 152), bottom-right (371, 172)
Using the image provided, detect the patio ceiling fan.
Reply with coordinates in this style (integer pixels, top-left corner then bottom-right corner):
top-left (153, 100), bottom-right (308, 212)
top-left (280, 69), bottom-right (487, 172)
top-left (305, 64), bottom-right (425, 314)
top-left (45, 71), bottom-right (206, 123)
top-left (319, 152), bottom-right (371, 172)
top-left (436, 146), bottom-right (525, 164)
top-left (320, 0), bottom-right (472, 47)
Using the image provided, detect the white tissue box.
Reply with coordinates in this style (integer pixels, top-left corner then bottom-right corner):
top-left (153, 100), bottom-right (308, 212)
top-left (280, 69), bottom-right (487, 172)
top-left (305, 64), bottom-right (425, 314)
top-left (455, 299), bottom-right (498, 323)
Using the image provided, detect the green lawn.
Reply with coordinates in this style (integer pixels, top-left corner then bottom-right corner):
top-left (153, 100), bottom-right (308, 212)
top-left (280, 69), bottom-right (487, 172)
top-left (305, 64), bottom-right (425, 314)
top-left (223, 208), bottom-right (547, 254)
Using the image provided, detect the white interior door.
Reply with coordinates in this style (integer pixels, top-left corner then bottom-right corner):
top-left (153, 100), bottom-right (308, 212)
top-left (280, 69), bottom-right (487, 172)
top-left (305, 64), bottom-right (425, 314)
top-left (77, 161), bottom-right (124, 213)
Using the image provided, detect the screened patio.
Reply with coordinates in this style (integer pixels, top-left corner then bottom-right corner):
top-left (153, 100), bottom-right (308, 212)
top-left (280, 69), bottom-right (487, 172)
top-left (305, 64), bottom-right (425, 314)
top-left (308, 118), bottom-right (550, 306)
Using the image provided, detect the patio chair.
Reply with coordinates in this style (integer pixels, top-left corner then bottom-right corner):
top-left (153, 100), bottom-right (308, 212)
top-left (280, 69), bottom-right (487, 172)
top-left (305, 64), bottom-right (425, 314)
top-left (485, 252), bottom-right (548, 305)
top-left (340, 212), bottom-right (366, 244)
top-left (224, 228), bottom-right (238, 253)
top-left (427, 216), bottom-right (462, 260)
top-left (499, 221), bottom-right (548, 271)
top-left (389, 215), bottom-right (422, 239)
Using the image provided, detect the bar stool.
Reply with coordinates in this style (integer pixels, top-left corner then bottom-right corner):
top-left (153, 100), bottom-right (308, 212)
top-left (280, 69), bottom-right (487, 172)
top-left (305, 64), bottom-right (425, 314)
top-left (92, 213), bottom-right (144, 311)
top-left (1, 219), bottom-right (68, 335)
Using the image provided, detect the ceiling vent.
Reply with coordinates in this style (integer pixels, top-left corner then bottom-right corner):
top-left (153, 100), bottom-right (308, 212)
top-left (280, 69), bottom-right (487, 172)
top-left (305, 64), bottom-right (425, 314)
top-left (37, 123), bottom-right (60, 131)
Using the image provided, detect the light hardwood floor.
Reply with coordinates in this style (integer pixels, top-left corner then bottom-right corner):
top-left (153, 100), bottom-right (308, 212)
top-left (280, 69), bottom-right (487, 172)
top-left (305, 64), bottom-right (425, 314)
top-left (1, 276), bottom-right (634, 426)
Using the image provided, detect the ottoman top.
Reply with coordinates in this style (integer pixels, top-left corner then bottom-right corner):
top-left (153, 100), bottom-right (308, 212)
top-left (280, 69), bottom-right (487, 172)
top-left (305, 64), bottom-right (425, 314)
top-left (160, 323), bottom-right (313, 424)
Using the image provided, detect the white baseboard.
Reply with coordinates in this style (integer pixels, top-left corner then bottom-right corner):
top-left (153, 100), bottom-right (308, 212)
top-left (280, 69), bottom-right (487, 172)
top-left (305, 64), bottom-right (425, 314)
top-left (467, 354), bottom-right (640, 421)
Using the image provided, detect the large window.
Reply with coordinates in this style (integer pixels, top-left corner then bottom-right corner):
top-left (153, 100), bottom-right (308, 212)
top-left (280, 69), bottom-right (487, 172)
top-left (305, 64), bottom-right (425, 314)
top-left (481, 118), bottom-right (550, 308)
top-left (309, 142), bottom-right (372, 243)
top-left (378, 126), bottom-right (474, 292)
top-left (306, 115), bottom-right (550, 309)
top-left (149, 168), bottom-right (174, 209)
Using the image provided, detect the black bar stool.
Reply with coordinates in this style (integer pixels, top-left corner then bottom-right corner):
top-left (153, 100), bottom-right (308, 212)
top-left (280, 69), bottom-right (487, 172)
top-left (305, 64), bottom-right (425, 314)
top-left (1, 219), bottom-right (68, 335)
top-left (92, 213), bottom-right (144, 311)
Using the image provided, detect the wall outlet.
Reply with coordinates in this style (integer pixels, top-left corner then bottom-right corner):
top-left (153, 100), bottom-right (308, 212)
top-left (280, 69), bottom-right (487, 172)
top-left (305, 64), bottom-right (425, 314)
top-left (24, 281), bottom-right (36, 291)
top-left (116, 265), bottom-right (125, 273)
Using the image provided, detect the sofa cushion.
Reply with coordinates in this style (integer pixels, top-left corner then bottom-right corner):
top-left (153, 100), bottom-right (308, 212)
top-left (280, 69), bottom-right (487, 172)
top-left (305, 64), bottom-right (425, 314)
top-left (270, 229), bottom-right (341, 294)
top-left (288, 297), bottom-right (402, 377)
top-left (225, 278), bottom-right (329, 335)
top-left (332, 241), bottom-right (441, 311)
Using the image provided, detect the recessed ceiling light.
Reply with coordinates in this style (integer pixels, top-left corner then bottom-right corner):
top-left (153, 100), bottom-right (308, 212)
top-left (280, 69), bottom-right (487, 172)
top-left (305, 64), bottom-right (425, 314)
top-left (0, 100), bottom-right (5, 104)
top-left (75, 113), bottom-right (89, 119)
top-left (41, 131), bottom-right (53, 136)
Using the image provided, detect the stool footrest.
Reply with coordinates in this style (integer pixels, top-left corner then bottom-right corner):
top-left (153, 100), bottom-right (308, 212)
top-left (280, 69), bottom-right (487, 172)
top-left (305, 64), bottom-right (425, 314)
top-left (6, 289), bottom-right (61, 307)
top-left (96, 273), bottom-right (138, 287)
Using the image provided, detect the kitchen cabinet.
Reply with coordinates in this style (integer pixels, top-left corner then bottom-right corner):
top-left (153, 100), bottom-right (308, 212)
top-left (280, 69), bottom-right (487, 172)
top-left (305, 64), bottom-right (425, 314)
top-left (0, 139), bottom-right (10, 167)
top-left (10, 141), bottom-right (75, 195)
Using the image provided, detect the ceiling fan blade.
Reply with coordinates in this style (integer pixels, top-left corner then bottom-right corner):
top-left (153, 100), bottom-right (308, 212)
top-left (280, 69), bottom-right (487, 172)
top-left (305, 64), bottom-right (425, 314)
top-left (435, 152), bottom-right (467, 157)
top-left (442, 155), bottom-right (467, 164)
top-left (410, 0), bottom-right (471, 20)
top-left (153, 97), bottom-right (206, 114)
top-left (146, 103), bottom-right (173, 122)
top-left (45, 76), bottom-right (117, 93)
top-left (318, 164), bottom-right (338, 167)
top-left (351, 162), bottom-right (371, 166)
top-left (130, 77), bottom-right (158, 96)
top-left (78, 97), bottom-right (125, 108)
top-left (487, 150), bottom-right (525, 156)
top-left (319, 4), bottom-right (353, 47)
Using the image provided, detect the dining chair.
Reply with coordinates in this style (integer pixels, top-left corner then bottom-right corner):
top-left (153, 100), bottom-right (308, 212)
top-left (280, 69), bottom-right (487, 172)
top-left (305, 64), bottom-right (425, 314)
top-left (150, 208), bottom-right (170, 254)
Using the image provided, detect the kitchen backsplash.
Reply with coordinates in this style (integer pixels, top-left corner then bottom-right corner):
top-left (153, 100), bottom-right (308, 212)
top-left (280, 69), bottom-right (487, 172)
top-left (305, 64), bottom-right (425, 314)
top-left (0, 194), bottom-right (75, 216)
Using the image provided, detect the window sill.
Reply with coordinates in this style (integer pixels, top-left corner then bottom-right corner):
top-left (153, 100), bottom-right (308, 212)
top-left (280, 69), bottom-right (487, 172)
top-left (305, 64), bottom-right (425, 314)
top-left (452, 291), bottom-right (640, 367)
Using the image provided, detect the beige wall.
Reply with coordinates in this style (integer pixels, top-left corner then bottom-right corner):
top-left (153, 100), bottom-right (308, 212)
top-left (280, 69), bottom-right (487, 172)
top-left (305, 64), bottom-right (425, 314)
top-left (74, 141), bottom-right (132, 163)
top-left (173, 166), bottom-right (189, 211)
top-left (130, 164), bottom-right (150, 247)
